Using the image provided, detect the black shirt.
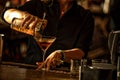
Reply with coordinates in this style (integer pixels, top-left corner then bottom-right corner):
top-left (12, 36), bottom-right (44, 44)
top-left (19, 0), bottom-right (94, 64)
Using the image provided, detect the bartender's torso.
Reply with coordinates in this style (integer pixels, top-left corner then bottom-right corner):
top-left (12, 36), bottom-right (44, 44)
top-left (19, 0), bottom-right (94, 58)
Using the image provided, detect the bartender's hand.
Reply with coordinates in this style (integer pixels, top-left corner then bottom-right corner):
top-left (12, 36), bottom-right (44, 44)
top-left (36, 48), bottom-right (84, 71)
top-left (13, 12), bottom-right (47, 36)
top-left (22, 13), bottom-right (39, 29)
top-left (36, 50), bottom-right (64, 71)
top-left (21, 13), bottom-right (42, 35)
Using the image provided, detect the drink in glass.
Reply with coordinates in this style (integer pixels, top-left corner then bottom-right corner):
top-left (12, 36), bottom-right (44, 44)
top-left (35, 36), bottom-right (56, 70)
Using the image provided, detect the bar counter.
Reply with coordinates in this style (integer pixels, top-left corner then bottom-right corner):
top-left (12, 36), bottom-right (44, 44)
top-left (0, 62), bottom-right (78, 80)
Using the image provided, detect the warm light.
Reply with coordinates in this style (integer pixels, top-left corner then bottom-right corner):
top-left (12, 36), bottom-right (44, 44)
top-left (3, 9), bottom-right (24, 24)
top-left (103, 0), bottom-right (110, 14)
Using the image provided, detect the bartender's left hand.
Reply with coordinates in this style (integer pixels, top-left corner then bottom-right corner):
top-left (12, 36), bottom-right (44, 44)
top-left (36, 50), bottom-right (63, 71)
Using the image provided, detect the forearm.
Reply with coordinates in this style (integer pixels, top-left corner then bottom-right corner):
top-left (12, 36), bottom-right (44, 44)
top-left (63, 48), bottom-right (85, 63)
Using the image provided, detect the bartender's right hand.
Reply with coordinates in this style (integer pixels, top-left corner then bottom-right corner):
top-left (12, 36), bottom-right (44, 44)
top-left (21, 12), bottom-right (41, 35)
top-left (13, 12), bottom-right (47, 36)
top-left (22, 13), bottom-right (40, 29)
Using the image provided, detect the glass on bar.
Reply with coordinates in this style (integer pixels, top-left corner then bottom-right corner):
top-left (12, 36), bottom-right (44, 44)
top-left (70, 59), bottom-right (81, 78)
top-left (36, 36), bottom-right (56, 70)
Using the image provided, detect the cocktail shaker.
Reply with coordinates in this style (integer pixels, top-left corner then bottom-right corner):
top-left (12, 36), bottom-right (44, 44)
top-left (3, 9), bottom-right (47, 36)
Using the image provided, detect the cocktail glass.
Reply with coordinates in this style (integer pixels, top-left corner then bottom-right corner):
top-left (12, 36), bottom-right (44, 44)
top-left (35, 36), bottom-right (56, 70)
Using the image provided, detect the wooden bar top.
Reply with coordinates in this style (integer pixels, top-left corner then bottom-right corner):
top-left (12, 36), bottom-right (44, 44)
top-left (0, 62), bottom-right (78, 80)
